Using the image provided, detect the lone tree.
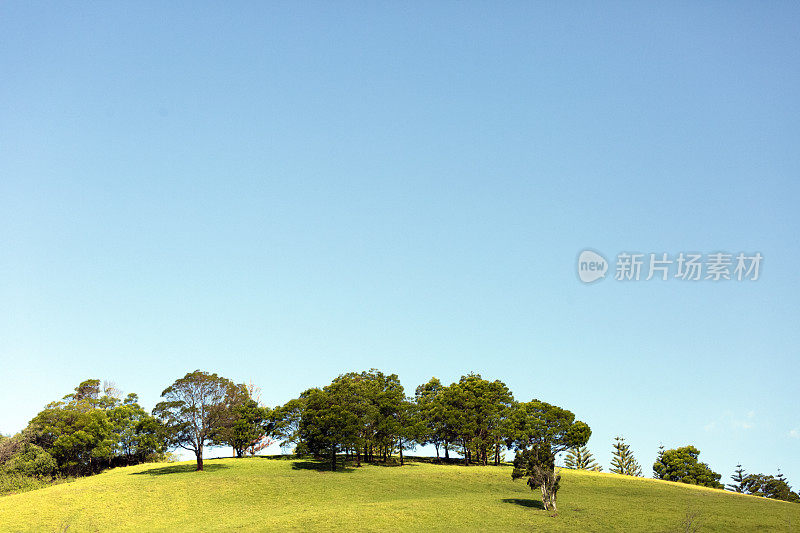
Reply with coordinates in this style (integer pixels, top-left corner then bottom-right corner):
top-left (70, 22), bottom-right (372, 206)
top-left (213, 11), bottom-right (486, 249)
top-left (507, 400), bottom-right (591, 512)
top-left (153, 370), bottom-right (236, 471)
top-left (652, 445), bottom-right (723, 488)
top-left (727, 463), bottom-right (747, 493)
top-left (564, 445), bottom-right (601, 471)
top-left (609, 436), bottom-right (642, 476)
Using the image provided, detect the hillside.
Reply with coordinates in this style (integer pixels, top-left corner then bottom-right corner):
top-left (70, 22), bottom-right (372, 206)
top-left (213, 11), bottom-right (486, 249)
top-left (0, 457), bottom-right (798, 532)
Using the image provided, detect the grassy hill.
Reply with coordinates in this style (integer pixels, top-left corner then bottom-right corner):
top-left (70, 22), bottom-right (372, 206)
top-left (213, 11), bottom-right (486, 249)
top-left (1, 457), bottom-right (798, 532)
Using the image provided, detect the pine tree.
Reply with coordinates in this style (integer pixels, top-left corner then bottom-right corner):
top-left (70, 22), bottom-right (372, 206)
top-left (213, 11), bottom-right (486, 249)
top-left (564, 445), bottom-right (602, 471)
top-left (727, 463), bottom-right (746, 492)
top-left (653, 443), bottom-right (665, 478)
top-left (610, 436), bottom-right (642, 476)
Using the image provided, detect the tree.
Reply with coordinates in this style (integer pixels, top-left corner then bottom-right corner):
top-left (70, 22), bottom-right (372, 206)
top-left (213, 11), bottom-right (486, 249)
top-left (439, 374), bottom-right (514, 466)
top-left (271, 396), bottom-right (307, 451)
top-left (512, 445), bottom-right (561, 512)
top-left (413, 378), bottom-right (447, 461)
top-left (727, 464), bottom-right (747, 493)
top-left (212, 383), bottom-right (273, 458)
top-left (564, 445), bottom-right (601, 471)
top-left (1, 442), bottom-right (57, 478)
top-left (27, 387), bottom-right (115, 476)
top-left (153, 370), bottom-right (236, 471)
top-left (742, 473), bottom-right (800, 502)
top-left (609, 436), bottom-right (642, 477)
top-left (299, 384), bottom-right (361, 470)
top-left (507, 400), bottom-right (591, 512)
top-left (106, 393), bottom-right (167, 466)
top-left (20, 379), bottom-right (167, 476)
top-left (652, 445), bottom-right (723, 488)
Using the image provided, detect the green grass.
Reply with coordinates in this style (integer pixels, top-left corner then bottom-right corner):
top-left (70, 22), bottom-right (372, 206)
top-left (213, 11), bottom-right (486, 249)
top-left (1, 457), bottom-right (798, 532)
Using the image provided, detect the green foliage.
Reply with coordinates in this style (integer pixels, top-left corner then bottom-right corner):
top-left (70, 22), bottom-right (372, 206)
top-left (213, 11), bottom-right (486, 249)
top-left (270, 396), bottom-right (306, 450)
top-left (609, 436), bottom-right (642, 477)
top-left (1, 443), bottom-right (56, 478)
top-left (212, 384), bottom-right (273, 457)
top-left (294, 369), bottom-right (413, 469)
top-left (0, 472), bottom-right (54, 496)
top-left (438, 374), bottom-right (515, 466)
top-left (23, 380), bottom-right (166, 476)
top-left (506, 400), bottom-right (590, 512)
top-left (153, 370), bottom-right (236, 471)
top-left (512, 445), bottom-right (561, 511)
top-left (564, 445), bottom-right (601, 471)
top-left (652, 445), bottom-right (723, 488)
top-left (742, 472), bottom-right (800, 502)
top-left (506, 400), bottom-right (591, 454)
top-left (107, 393), bottom-right (168, 465)
top-left (300, 385), bottom-right (361, 469)
top-left (727, 463), bottom-right (746, 493)
top-left (412, 378), bottom-right (447, 458)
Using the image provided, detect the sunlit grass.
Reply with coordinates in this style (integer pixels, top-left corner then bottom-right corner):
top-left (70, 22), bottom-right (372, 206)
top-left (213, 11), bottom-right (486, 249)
top-left (1, 457), bottom-right (798, 531)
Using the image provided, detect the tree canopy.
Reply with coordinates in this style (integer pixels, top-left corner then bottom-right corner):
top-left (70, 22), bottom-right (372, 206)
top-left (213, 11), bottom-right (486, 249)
top-left (652, 445), bottom-right (723, 488)
top-left (153, 370), bottom-right (237, 471)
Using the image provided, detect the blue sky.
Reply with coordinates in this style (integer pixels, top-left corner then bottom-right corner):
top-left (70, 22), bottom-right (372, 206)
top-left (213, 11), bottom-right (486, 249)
top-left (2, 2), bottom-right (798, 481)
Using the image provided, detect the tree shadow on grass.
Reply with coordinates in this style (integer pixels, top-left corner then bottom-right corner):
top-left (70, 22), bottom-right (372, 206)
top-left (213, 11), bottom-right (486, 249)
top-left (132, 463), bottom-right (230, 476)
top-left (368, 461), bottom-right (418, 468)
top-left (291, 460), bottom-right (355, 473)
top-left (502, 498), bottom-right (545, 510)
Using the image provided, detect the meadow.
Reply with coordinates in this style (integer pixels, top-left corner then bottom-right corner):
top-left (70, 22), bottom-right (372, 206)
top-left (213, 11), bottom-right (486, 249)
top-left (1, 457), bottom-right (798, 532)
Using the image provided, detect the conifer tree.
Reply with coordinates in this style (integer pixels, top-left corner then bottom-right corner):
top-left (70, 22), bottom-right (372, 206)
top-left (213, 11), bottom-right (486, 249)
top-left (564, 445), bottom-right (602, 471)
top-left (653, 443), bottom-right (665, 478)
top-left (609, 435), bottom-right (642, 476)
top-left (727, 463), bottom-right (747, 492)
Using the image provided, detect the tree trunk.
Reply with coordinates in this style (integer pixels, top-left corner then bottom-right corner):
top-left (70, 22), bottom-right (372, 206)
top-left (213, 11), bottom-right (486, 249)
top-left (331, 451), bottom-right (336, 471)
top-left (434, 444), bottom-right (440, 463)
top-left (541, 483), bottom-right (557, 512)
top-left (399, 438), bottom-right (404, 466)
top-left (196, 450), bottom-right (204, 471)
top-left (444, 444), bottom-right (450, 460)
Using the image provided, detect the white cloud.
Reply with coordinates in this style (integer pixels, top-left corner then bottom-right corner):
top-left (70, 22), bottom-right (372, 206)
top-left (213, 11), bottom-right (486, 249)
top-left (789, 428), bottom-right (800, 439)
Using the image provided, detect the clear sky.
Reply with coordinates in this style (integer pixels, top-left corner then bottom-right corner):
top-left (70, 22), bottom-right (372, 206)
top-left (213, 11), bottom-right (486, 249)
top-left (2, 2), bottom-right (798, 482)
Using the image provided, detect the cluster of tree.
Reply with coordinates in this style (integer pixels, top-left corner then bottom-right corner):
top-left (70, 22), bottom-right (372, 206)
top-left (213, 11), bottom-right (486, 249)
top-left (727, 464), bottom-right (799, 502)
top-left (0, 373), bottom-right (275, 479)
top-left (0, 380), bottom-right (165, 478)
top-left (562, 436), bottom-right (643, 477)
top-left (264, 370), bottom-right (590, 511)
top-left (13, 367), bottom-right (795, 512)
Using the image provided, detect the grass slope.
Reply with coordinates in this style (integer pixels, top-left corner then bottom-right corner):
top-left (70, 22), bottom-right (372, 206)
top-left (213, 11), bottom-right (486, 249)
top-left (1, 457), bottom-right (798, 532)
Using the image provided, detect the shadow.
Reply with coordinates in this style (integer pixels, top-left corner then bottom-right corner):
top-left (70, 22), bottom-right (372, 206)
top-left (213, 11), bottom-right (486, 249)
top-left (291, 460), bottom-right (355, 473)
top-left (368, 461), bottom-right (418, 468)
top-left (502, 498), bottom-right (545, 510)
top-left (132, 463), bottom-right (230, 476)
